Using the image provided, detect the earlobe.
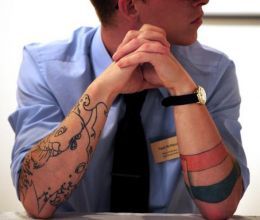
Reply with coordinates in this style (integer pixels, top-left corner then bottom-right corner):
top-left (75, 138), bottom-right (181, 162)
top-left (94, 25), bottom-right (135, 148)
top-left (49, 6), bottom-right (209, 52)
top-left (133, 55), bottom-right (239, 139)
top-left (117, 0), bottom-right (139, 21)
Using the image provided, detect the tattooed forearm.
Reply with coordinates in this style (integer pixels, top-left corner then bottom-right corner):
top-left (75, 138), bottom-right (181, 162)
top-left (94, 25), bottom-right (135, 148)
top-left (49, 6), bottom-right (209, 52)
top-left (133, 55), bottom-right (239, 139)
top-left (30, 134), bottom-right (63, 169)
top-left (35, 163), bottom-right (87, 213)
top-left (37, 178), bottom-right (76, 212)
top-left (181, 141), bottom-right (241, 203)
top-left (36, 160), bottom-right (87, 213)
top-left (27, 94), bottom-right (108, 170)
top-left (72, 94), bottom-right (108, 139)
top-left (68, 129), bottom-right (82, 150)
top-left (75, 162), bottom-right (87, 174)
top-left (54, 126), bottom-right (67, 137)
top-left (19, 154), bottom-right (33, 200)
top-left (18, 93), bottom-right (109, 216)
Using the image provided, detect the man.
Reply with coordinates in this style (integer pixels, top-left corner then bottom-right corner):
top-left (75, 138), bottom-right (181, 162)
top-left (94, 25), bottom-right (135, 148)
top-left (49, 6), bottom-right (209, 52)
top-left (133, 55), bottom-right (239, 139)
top-left (9, 0), bottom-right (249, 219)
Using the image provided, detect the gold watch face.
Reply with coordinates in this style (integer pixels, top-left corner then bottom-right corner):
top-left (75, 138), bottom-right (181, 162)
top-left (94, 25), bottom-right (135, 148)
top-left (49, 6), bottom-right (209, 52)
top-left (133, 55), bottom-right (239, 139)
top-left (197, 86), bottom-right (207, 104)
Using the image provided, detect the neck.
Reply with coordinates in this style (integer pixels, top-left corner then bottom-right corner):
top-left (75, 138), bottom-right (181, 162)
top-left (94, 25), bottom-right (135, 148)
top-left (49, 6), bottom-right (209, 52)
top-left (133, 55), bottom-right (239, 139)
top-left (101, 19), bottom-right (139, 56)
top-left (100, 25), bottom-right (125, 56)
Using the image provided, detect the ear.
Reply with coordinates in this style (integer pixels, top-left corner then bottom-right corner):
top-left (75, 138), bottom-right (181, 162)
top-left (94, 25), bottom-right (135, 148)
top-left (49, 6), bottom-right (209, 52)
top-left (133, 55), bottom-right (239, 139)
top-left (117, 0), bottom-right (139, 22)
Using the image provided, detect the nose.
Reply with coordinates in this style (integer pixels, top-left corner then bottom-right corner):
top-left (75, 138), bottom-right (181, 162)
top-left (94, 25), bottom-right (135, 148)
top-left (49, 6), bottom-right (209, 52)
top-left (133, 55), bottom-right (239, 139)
top-left (192, 0), bottom-right (209, 7)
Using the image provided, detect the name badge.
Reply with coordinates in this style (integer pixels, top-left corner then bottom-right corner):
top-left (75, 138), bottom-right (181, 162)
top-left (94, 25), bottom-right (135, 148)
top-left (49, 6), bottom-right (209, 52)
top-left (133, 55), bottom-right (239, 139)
top-left (151, 136), bottom-right (179, 163)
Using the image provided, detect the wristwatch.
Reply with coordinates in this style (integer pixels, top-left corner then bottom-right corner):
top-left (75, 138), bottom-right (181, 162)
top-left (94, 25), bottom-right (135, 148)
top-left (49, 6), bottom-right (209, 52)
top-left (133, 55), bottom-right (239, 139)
top-left (162, 86), bottom-right (207, 106)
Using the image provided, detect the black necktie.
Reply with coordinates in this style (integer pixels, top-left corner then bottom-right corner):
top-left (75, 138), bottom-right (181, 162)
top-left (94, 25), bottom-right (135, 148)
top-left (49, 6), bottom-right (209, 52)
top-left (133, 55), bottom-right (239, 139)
top-left (110, 91), bottom-right (150, 212)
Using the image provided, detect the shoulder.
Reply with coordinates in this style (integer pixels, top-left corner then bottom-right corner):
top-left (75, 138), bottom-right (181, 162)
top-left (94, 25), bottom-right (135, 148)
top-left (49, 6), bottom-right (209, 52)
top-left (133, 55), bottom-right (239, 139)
top-left (18, 27), bottom-right (98, 114)
top-left (174, 41), bottom-right (232, 73)
top-left (23, 26), bottom-right (97, 64)
top-left (173, 42), bottom-right (238, 106)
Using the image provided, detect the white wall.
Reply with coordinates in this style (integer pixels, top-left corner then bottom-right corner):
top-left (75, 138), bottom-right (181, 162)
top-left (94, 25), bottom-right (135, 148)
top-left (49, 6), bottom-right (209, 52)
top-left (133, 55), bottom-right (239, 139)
top-left (1, 0), bottom-right (259, 215)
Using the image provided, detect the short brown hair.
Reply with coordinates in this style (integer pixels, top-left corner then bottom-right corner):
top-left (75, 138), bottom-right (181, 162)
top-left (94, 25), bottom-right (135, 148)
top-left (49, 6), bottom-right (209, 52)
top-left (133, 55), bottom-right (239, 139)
top-left (90, 0), bottom-right (117, 26)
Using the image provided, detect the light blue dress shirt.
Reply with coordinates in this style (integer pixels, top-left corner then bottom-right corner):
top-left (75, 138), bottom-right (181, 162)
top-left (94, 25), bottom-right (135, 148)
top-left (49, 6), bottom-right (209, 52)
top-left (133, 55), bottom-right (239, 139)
top-left (9, 27), bottom-right (249, 213)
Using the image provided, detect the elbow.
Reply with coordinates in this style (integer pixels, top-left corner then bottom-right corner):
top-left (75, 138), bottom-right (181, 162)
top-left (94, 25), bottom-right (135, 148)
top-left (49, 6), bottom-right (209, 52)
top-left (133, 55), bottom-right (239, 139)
top-left (198, 176), bottom-right (244, 219)
top-left (197, 193), bottom-right (241, 220)
top-left (201, 207), bottom-right (236, 220)
top-left (19, 184), bottom-right (56, 218)
top-left (20, 193), bottom-right (55, 219)
top-left (197, 192), bottom-right (241, 220)
top-left (28, 211), bottom-right (54, 219)
top-left (23, 202), bottom-right (55, 219)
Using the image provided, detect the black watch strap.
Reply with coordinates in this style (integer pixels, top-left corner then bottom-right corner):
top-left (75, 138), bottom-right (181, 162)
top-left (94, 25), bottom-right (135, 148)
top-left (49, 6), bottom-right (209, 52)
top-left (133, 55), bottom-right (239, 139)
top-left (161, 93), bottom-right (198, 106)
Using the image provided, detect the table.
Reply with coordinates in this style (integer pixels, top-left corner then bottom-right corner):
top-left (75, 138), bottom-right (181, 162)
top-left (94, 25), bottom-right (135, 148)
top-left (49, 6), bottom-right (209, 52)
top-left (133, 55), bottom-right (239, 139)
top-left (1, 212), bottom-right (259, 220)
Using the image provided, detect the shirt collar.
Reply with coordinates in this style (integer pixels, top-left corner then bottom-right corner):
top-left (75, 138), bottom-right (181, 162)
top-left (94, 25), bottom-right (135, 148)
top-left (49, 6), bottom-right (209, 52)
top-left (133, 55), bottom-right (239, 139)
top-left (91, 27), bottom-right (113, 78)
top-left (90, 26), bottom-right (169, 98)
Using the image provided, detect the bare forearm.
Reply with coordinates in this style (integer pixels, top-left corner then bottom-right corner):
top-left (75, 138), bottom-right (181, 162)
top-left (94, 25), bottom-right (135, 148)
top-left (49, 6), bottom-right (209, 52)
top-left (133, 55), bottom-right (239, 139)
top-left (174, 104), bottom-right (243, 219)
top-left (174, 104), bottom-right (221, 154)
top-left (18, 81), bottom-right (112, 218)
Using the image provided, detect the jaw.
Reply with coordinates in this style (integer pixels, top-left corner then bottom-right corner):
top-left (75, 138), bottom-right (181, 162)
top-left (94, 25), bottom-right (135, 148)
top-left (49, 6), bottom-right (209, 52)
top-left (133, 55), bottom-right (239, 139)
top-left (167, 30), bottom-right (198, 46)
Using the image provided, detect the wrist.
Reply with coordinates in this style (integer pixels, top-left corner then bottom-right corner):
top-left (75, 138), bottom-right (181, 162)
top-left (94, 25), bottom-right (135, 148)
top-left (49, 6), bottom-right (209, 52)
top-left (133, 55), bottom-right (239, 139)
top-left (168, 80), bottom-right (197, 96)
top-left (88, 78), bottom-right (118, 107)
top-left (165, 63), bottom-right (197, 96)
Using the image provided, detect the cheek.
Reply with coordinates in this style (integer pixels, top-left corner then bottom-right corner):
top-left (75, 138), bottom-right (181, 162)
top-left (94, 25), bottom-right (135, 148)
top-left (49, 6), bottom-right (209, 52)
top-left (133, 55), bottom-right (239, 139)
top-left (139, 6), bottom-right (170, 26)
top-left (139, 9), bottom-right (197, 45)
top-left (166, 18), bottom-right (199, 44)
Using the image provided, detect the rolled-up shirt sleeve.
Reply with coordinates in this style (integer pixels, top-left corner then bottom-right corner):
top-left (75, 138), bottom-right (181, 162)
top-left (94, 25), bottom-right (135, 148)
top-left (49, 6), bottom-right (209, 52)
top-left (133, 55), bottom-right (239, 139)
top-left (8, 46), bottom-right (64, 198)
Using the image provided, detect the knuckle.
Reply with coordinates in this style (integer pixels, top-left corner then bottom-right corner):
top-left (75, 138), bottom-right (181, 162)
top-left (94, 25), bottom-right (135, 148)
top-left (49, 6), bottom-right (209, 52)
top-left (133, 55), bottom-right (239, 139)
top-left (137, 32), bottom-right (144, 40)
top-left (141, 24), bottom-right (149, 30)
top-left (140, 24), bottom-right (154, 32)
top-left (159, 45), bottom-right (170, 54)
top-left (154, 41), bottom-right (161, 47)
top-left (154, 42), bottom-right (166, 50)
top-left (139, 30), bottom-right (151, 39)
top-left (141, 42), bottom-right (151, 50)
top-left (131, 38), bottom-right (140, 47)
top-left (127, 30), bottom-right (136, 37)
top-left (161, 28), bottom-right (167, 36)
